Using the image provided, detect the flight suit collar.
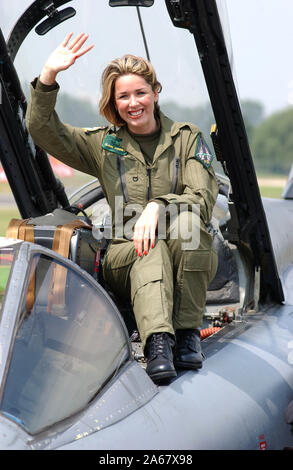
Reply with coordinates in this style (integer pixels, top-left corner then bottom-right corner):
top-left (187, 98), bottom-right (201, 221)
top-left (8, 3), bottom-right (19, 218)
top-left (152, 112), bottom-right (197, 164)
top-left (115, 126), bottom-right (146, 164)
top-left (109, 112), bottom-right (194, 165)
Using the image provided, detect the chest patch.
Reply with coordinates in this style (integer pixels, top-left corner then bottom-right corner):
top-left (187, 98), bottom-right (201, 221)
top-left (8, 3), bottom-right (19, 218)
top-left (194, 134), bottom-right (214, 169)
top-left (102, 135), bottom-right (128, 156)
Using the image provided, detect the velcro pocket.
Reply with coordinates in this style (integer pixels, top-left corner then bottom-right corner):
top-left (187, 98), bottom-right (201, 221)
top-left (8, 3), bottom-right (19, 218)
top-left (131, 264), bottom-right (162, 300)
top-left (183, 249), bottom-right (211, 272)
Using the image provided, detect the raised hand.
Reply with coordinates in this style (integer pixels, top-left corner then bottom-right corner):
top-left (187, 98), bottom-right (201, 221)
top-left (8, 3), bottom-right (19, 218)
top-left (40, 32), bottom-right (94, 85)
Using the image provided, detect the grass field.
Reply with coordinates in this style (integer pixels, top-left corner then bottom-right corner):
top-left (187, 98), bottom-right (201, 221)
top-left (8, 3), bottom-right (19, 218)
top-left (259, 186), bottom-right (284, 198)
top-left (0, 265), bottom-right (11, 291)
top-left (258, 176), bottom-right (286, 199)
top-left (0, 208), bottom-right (20, 236)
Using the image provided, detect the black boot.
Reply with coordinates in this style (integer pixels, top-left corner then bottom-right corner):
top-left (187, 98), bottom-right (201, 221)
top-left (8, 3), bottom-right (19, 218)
top-left (145, 333), bottom-right (177, 384)
top-left (174, 329), bottom-right (203, 370)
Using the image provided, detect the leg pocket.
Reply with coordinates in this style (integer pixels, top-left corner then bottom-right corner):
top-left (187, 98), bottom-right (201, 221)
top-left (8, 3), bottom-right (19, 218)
top-left (130, 263), bottom-right (174, 348)
top-left (174, 249), bottom-right (215, 329)
top-left (183, 249), bottom-right (212, 271)
top-left (130, 264), bottom-right (162, 301)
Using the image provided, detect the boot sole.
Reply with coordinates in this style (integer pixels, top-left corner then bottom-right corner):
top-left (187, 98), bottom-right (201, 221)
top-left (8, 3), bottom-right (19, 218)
top-left (174, 360), bottom-right (202, 370)
top-left (149, 370), bottom-right (177, 384)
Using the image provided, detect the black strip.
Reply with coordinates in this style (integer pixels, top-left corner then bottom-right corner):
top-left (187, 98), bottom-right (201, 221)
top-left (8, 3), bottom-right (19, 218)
top-left (136, 7), bottom-right (151, 61)
top-left (117, 156), bottom-right (129, 203)
top-left (165, 0), bottom-right (284, 303)
top-left (170, 157), bottom-right (180, 193)
top-left (7, 0), bottom-right (72, 61)
top-left (0, 30), bottom-right (66, 217)
top-left (147, 168), bottom-right (152, 200)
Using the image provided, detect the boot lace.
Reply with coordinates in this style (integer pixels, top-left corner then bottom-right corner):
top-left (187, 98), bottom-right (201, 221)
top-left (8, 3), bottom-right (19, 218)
top-left (148, 333), bottom-right (173, 358)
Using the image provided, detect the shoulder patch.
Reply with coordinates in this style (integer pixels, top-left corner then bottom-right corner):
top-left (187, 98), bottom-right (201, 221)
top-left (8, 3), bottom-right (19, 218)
top-left (102, 134), bottom-right (128, 156)
top-left (83, 126), bottom-right (108, 135)
top-left (194, 135), bottom-right (214, 169)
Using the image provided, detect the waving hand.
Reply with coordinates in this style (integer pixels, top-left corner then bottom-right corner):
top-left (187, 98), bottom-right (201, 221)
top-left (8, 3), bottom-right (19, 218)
top-left (40, 33), bottom-right (94, 85)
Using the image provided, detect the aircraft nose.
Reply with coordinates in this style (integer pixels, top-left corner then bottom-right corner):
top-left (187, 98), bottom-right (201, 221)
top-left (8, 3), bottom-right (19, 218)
top-left (0, 413), bottom-right (29, 450)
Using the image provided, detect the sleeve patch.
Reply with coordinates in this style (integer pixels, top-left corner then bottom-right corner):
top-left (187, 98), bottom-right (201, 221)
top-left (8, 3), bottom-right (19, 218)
top-left (194, 135), bottom-right (214, 169)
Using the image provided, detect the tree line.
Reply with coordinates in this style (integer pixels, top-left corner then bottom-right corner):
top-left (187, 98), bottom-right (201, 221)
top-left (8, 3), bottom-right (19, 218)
top-left (54, 91), bottom-right (292, 176)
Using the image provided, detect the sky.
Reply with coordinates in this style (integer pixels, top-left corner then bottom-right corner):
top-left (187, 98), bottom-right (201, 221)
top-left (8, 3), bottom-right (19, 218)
top-left (226, 0), bottom-right (293, 115)
top-left (1, 0), bottom-right (293, 117)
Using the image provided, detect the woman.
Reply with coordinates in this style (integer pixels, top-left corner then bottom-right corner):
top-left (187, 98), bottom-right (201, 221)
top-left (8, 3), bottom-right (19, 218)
top-left (26, 33), bottom-right (219, 384)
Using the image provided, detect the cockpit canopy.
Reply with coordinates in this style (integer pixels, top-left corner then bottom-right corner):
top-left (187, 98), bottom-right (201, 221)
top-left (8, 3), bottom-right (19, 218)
top-left (0, 241), bottom-right (130, 434)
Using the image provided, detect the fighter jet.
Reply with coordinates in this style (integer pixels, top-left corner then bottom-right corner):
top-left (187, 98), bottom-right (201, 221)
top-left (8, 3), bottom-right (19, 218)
top-left (0, 0), bottom-right (292, 451)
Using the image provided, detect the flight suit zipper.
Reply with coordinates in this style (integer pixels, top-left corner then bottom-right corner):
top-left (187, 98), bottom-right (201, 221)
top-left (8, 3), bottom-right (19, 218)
top-left (147, 168), bottom-right (152, 201)
top-left (170, 157), bottom-right (180, 193)
top-left (116, 156), bottom-right (129, 203)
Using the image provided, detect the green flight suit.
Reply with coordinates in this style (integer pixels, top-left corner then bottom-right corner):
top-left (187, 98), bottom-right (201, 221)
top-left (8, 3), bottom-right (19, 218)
top-left (26, 78), bottom-right (219, 349)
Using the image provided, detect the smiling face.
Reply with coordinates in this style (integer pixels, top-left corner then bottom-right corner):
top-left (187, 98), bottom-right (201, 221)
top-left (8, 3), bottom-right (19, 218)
top-left (114, 74), bottom-right (158, 135)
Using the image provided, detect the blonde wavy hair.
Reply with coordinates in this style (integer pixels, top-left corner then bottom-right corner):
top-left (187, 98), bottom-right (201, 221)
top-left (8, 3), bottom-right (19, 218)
top-left (99, 54), bottom-right (162, 127)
